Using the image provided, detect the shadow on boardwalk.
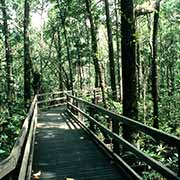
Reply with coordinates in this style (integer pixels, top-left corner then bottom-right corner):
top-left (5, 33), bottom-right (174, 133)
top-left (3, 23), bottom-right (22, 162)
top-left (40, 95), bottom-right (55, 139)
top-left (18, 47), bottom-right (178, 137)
top-left (32, 107), bottom-right (131, 180)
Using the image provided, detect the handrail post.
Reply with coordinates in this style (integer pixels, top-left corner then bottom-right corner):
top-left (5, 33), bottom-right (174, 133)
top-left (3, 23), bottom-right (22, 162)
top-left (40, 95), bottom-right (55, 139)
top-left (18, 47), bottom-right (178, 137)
top-left (112, 118), bottom-right (120, 154)
top-left (78, 101), bottom-right (83, 122)
top-left (178, 147), bottom-right (180, 176)
top-left (89, 106), bottom-right (95, 132)
top-left (89, 91), bottom-right (97, 133)
top-left (66, 93), bottom-right (70, 109)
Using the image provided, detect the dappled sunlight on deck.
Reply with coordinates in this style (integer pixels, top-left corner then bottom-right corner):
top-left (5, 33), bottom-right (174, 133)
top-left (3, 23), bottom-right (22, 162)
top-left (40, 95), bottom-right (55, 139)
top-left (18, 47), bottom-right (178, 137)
top-left (32, 107), bottom-right (130, 180)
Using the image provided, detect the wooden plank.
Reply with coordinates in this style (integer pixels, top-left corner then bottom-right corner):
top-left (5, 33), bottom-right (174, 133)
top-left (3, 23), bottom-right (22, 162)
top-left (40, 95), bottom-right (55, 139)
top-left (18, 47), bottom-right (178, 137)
top-left (0, 117), bottom-right (29, 178)
top-left (68, 102), bottom-right (180, 180)
top-left (67, 109), bottom-right (141, 180)
top-left (39, 103), bottom-right (67, 111)
top-left (0, 96), bottom-right (37, 179)
top-left (67, 94), bottom-right (180, 147)
top-left (32, 108), bottom-right (130, 180)
top-left (18, 105), bottom-right (37, 180)
top-left (0, 156), bottom-right (16, 178)
top-left (26, 104), bottom-right (38, 180)
top-left (37, 97), bottom-right (66, 105)
top-left (37, 90), bottom-right (72, 97)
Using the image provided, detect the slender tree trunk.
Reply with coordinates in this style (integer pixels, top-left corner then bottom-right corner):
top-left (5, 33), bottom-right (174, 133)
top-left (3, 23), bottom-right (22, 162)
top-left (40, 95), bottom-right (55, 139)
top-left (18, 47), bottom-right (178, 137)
top-left (57, 28), bottom-right (63, 91)
top-left (62, 66), bottom-right (70, 89)
top-left (57, 0), bottom-right (73, 93)
top-left (150, 1), bottom-right (161, 129)
top-left (121, 0), bottom-right (138, 142)
top-left (1, 0), bottom-right (13, 113)
top-left (136, 40), bottom-right (141, 99)
top-left (76, 40), bottom-right (83, 90)
top-left (115, 0), bottom-right (122, 101)
top-left (63, 24), bottom-right (73, 92)
top-left (84, 16), bottom-right (92, 89)
top-left (104, 0), bottom-right (117, 100)
top-left (85, 0), bottom-right (99, 88)
top-left (40, 0), bottom-right (45, 78)
top-left (24, 0), bottom-right (31, 109)
top-left (85, 0), bottom-right (107, 108)
top-left (85, 1), bottom-right (110, 144)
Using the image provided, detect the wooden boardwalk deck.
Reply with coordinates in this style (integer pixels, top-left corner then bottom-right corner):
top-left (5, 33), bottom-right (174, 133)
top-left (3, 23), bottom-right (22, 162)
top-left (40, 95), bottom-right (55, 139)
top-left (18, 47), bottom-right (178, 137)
top-left (32, 107), bottom-right (132, 180)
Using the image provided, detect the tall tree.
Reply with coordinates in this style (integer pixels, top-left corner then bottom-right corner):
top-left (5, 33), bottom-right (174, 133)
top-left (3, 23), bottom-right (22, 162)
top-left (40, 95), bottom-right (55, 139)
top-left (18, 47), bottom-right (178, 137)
top-left (114, 0), bottom-right (122, 101)
top-left (56, 27), bottom-right (63, 91)
top-left (57, 0), bottom-right (74, 92)
top-left (85, 0), bottom-right (99, 88)
top-left (104, 0), bottom-right (117, 100)
top-left (150, 0), bottom-right (161, 129)
top-left (135, 0), bottom-right (162, 129)
top-left (85, 0), bottom-right (107, 108)
top-left (24, 0), bottom-right (31, 109)
top-left (121, 0), bottom-right (138, 141)
top-left (1, 0), bottom-right (13, 114)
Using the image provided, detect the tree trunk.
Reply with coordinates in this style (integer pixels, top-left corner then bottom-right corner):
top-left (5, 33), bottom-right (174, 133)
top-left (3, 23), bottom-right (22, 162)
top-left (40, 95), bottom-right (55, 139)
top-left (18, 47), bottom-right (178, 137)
top-left (24, 0), bottom-right (31, 109)
top-left (85, 0), bottom-right (99, 88)
top-left (84, 16), bottom-right (92, 89)
top-left (40, 0), bottom-right (45, 79)
top-left (1, 0), bottom-right (13, 114)
top-left (76, 40), bottom-right (83, 90)
top-left (85, 0), bottom-right (107, 108)
top-left (115, 0), bottom-right (122, 101)
top-left (150, 1), bottom-right (161, 129)
top-left (104, 0), bottom-right (117, 100)
top-left (57, 0), bottom-right (74, 93)
top-left (136, 40), bottom-right (141, 99)
top-left (57, 28), bottom-right (63, 91)
top-left (121, 0), bottom-right (138, 142)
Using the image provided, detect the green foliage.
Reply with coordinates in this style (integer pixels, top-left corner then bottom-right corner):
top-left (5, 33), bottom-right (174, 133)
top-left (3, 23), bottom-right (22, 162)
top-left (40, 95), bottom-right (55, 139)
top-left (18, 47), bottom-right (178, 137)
top-left (0, 2), bottom-right (179, 179)
top-left (0, 103), bottom-right (25, 159)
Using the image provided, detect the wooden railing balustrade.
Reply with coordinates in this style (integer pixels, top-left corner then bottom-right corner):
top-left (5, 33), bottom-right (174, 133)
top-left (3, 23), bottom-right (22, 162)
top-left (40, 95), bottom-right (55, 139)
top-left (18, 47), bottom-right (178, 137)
top-left (0, 91), bottom-right (179, 180)
top-left (66, 93), bottom-right (180, 180)
top-left (0, 95), bottom-right (38, 180)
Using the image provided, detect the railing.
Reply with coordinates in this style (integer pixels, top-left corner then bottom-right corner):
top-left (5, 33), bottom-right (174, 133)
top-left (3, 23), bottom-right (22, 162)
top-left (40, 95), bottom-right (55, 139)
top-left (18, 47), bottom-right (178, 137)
top-left (66, 93), bottom-right (180, 180)
top-left (0, 95), bottom-right (38, 180)
top-left (37, 90), bottom-right (71, 109)
top-left (1, 91), bottom-right (179, 180)
top-left (0, 91), bottom-right (69, 179)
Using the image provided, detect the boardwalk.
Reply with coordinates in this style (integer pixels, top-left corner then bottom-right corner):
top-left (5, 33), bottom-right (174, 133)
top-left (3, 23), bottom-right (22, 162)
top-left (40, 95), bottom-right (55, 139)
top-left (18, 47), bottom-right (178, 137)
top-left (32, 107), bottom-right (131, 180)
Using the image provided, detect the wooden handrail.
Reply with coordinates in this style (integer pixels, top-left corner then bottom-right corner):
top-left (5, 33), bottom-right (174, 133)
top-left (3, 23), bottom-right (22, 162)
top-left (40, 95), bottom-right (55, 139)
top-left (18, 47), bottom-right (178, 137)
top-left (66, 94), bottom-right (180, 180)
top-left (0, 96), bottom-right (37, 179)
top-left (18, 101), bottom-right (38, 180)
top-left (67, 108), bottom-right (142, 180)
top-left (37, 90), bottom-right (72, 97)
top-left (1, 91), bottom-right (179, 179)
top-left (67, 94), bottom-right (180, 147)
top-left (37, 97), bottom-right (66, 105)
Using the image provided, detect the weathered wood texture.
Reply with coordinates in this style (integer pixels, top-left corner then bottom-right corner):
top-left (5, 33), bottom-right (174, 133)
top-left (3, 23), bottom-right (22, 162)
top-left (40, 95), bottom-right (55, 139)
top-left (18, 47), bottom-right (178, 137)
top-left (67, 94), bottom-right (180, 147)
top-left (32, 107), bottom-right (131, 180)
top-left (67, 94), bottom-right (180, 180)
top-left (18, 103), bottom-right (38, 180)
top-left (0, 96), bottom-right (37, 179)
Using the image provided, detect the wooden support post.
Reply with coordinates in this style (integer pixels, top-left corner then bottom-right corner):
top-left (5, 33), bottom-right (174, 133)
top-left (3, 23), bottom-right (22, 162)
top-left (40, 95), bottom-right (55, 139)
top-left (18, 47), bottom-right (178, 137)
top-left (89, 104), bottom-right (95, 132)
top-left (178, 147), bottom-right (180, 176)
top-left (78, 101), bottom-right (83, 122)
top-left (66, 94), bottom-right (70, 110)
top-left (89, 90), bottom-right (97, 132)
top-left (112, 118), bottom-right (120, 154)
top-left (66, 94), bottom-right (68, 103)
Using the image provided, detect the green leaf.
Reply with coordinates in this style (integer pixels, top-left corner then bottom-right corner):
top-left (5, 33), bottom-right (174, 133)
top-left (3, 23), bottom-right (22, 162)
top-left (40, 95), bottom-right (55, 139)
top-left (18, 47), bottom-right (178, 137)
top-left (0, 149), bottom-right (6, 155)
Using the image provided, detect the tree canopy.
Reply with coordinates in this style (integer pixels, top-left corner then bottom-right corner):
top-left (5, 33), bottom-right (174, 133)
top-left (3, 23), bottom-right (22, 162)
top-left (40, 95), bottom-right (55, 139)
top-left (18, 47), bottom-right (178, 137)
top-left (0, 0), bottom-right (179, 178)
